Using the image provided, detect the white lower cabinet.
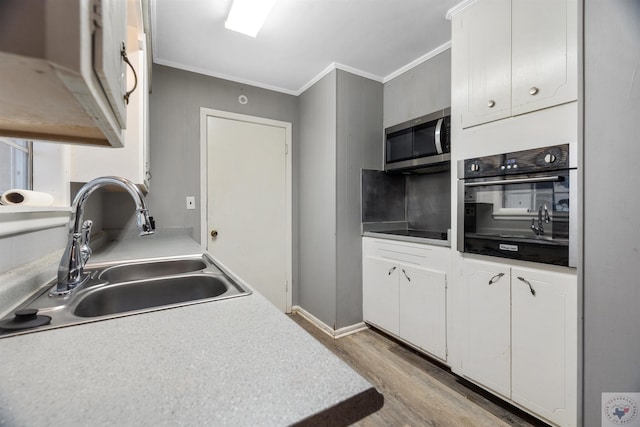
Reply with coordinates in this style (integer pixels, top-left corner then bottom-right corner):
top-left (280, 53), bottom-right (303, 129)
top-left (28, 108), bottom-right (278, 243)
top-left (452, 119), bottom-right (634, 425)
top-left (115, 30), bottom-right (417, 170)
top-left (362, 256), bottom-right (400, 335)
top-left (461, 258), bottom-right (577, 427)
top-left (463, 261), bottom-right (511, 398)
top-left (363, 237), bottom-right (449, 361)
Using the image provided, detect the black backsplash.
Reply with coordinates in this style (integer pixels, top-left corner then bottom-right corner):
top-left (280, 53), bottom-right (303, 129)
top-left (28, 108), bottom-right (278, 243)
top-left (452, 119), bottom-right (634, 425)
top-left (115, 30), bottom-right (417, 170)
top-left (406, 171), bottom-right (451, 232)
top-left (361, 169), bottom-right (405, 222)
top-left (361, 168), bottom-right (451, 232)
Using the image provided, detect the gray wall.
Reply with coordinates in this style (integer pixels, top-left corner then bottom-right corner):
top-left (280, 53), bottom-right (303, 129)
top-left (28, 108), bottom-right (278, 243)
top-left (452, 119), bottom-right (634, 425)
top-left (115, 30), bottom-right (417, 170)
top-left (298, 70), bottom-right (383, 330)
top-left (583, 1), bottom-right (640, 425)
top-left (383, 49), bottom-right (452, 129)
top-left (298, 71), bottom-right (338, 327)
top-left (146, 65), bottom-right (300, 298)
top-left (335, 70), bottom-right (383, 328)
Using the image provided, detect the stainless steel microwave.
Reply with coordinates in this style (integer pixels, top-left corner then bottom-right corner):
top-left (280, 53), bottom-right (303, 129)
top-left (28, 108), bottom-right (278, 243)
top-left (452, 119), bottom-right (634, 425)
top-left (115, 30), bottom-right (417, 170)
top-left (384, 108), bottom-right (451, 173)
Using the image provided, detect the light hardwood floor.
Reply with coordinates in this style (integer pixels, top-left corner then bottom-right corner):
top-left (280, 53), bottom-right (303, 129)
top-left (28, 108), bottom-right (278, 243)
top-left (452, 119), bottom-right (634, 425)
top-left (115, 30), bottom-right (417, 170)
top-left (289, 313), bottom-right (549, 427)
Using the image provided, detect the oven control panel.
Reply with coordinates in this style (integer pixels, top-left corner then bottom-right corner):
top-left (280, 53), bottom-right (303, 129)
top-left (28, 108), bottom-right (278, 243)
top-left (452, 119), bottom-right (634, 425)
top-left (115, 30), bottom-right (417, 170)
top-left (462, 144), bottom-right (570, 178)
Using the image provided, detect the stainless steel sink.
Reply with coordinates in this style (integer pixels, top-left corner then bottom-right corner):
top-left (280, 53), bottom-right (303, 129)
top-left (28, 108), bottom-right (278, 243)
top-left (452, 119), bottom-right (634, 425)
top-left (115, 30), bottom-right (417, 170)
top-left (75, 275), bottom-right (231, 317)
top-left (0, 254), bottom-right (251, 338)
top-left (98, 258), bottom-right (209, 282)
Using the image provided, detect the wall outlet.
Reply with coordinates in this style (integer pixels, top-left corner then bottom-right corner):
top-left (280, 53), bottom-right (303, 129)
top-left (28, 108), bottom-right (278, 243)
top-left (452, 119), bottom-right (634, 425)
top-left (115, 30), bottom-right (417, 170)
top-left (186, 196), bottom-right (196, 210)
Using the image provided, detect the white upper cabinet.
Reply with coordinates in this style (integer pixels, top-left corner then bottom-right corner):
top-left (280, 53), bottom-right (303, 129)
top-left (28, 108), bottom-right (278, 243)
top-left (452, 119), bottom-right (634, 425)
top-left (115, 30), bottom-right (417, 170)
top-left (70, 0), bottom-right (151, 190)
top-left (0, 0), bottom-right (130, 147)
top-left (94, 0), bottom-right (128, 130)
top-left (453, 0), bottom-right (577, 129)
top-left (511, 0), bottom-right (577, 116)
top-left (458, 0), bottom-right (512, 128)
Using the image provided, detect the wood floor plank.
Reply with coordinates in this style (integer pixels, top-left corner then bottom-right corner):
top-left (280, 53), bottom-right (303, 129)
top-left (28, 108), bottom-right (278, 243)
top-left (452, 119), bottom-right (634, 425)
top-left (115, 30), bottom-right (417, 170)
top-left (288, 313), bottom-right (548, 427)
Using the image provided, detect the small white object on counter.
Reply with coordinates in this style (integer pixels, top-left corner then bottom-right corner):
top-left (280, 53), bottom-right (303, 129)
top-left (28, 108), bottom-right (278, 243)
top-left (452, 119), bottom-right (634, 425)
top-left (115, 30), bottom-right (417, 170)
top-left (0, 189), bottom-right (53, 207)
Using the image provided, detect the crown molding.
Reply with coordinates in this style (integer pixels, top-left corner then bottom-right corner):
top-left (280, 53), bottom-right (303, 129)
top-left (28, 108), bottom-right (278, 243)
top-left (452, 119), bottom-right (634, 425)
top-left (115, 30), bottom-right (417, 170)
top-left (382, 41), bottom-right (451, 83)
top-left (155, 44), bottom-right (453, 96)
top-left (446, 0), bottom-right (478, 20)
top-left (153, 58), bottom-right (300, 96)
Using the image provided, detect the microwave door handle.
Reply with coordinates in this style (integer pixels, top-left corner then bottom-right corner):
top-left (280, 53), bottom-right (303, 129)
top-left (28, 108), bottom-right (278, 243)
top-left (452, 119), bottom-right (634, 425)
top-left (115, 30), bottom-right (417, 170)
top-left (464, 176), bottom-right (564, 187)
top-left (434, 118), bottom-right (444, 154)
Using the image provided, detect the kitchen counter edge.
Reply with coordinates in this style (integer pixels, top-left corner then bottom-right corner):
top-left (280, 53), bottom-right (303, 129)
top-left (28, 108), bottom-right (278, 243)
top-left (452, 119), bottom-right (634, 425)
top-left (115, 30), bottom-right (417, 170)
top-left (0, 233), bottom-right (383, 426)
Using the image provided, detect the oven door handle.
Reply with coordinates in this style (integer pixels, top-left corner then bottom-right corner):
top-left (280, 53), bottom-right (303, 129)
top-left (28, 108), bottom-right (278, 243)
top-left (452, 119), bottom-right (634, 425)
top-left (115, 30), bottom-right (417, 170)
top-left (464, 175), bottom-right (563, 187)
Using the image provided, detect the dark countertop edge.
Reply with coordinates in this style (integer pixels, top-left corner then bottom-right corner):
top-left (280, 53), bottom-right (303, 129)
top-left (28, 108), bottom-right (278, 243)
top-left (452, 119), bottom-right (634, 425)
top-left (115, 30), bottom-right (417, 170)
top-left (291, 387), bottom-right (384, 427)
top-left (362, 231), bottom-right (451, 248)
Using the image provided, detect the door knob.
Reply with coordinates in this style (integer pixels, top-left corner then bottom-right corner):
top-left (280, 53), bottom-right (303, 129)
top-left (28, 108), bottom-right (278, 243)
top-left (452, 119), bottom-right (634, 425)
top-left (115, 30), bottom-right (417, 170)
top-left (210, 229), bottom-right (218, 238)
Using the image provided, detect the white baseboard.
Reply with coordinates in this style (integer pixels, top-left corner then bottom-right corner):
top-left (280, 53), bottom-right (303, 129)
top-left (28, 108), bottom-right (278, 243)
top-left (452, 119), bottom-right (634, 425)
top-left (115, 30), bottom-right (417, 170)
top-left (291, 305), bottom-right (369, 339)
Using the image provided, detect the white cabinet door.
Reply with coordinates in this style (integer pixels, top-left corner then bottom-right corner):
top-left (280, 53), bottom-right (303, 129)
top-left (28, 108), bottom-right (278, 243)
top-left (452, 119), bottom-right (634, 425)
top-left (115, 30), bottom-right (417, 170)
top-left (457, 0), bottom-right (512, 129)
top-left (94, 0), bottom-right (128, 128)
top-left (511, 0), bottom-right (578, 116)
top-left (511, 267), bottom-right (577, 427)
top-left (363, 256), bottom-right (400, 336)
top-left (455, 0), bottom-right (577, 129)
top-left (462, 259), bottom-right (511, 398)
top-left (70, 33), bottom-right (149, 190)
top-left (399, 264), bottom-right (447, 361)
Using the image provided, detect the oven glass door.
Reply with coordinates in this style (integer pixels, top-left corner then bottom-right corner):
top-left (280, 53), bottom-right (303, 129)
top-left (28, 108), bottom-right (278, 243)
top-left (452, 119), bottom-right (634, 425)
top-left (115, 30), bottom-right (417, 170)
top-left (462, 171), bottom-right (571, 266)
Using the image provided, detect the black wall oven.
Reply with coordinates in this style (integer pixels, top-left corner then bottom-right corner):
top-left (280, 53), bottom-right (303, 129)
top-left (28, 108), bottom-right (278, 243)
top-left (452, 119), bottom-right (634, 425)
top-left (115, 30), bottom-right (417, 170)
top-left (458, 144), bottom-right (577, 267)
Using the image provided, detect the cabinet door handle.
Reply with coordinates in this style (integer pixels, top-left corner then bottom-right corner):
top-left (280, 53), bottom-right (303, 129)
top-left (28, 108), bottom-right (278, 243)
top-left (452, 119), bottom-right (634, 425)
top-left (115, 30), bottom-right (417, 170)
top-left (487, 100), bottom-right (496, 108)
top-left (488, 273), bottom-right (505, 285)
top-left (388, 266), bottom-right (396, 275)
top-left (121, 42), bottom-right (138, 105)
top-left (529, 87), bottom-right (539, 96)
top-left (401, 269), bottom-right (411, 282)
top-left (517, 276), bottom-right (536, 296)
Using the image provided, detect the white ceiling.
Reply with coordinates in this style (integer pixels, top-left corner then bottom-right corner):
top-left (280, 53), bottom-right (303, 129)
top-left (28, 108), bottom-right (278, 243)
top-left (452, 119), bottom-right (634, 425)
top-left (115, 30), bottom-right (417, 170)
top-left (151, 0), bottom-right (461, 95)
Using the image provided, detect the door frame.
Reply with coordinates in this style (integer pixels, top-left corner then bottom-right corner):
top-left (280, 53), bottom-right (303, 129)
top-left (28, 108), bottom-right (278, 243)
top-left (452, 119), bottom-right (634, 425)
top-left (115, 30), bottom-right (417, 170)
top-left (199, 107), bottom-right (293, 312)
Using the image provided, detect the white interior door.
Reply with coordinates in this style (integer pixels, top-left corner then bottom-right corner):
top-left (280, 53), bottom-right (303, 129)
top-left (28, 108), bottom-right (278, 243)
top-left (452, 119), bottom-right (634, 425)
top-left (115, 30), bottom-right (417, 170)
top-left (205, 114), bottom-right (290, 312)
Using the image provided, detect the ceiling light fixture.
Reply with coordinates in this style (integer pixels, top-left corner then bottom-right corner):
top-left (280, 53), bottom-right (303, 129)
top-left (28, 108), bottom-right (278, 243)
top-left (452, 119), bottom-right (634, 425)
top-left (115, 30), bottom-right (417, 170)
top-left (224, 0), bottom-right (277, 38)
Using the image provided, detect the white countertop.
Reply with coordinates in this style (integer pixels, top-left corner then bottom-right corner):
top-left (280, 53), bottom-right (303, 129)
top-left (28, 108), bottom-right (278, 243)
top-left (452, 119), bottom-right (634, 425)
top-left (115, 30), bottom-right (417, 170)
top-left (0, 232), bottom-right (382, 426)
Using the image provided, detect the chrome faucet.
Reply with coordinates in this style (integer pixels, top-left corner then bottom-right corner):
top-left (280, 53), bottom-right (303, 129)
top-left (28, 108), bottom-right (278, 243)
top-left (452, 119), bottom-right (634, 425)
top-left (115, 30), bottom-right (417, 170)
top-left (530, 204), bottom-right (550, 236)
top-left (53, 176), bottom-right (155, 296)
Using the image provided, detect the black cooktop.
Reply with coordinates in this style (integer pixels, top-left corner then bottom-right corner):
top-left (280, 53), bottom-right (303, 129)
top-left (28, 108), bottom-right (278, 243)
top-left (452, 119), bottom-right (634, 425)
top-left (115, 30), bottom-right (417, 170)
top-left (376, 229), bottom-right (449, 241)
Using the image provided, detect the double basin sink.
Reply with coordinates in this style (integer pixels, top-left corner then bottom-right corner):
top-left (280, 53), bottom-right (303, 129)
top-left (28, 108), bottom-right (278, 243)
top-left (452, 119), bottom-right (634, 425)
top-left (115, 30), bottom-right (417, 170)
top-left (0, 254), bottom-right (252, 338)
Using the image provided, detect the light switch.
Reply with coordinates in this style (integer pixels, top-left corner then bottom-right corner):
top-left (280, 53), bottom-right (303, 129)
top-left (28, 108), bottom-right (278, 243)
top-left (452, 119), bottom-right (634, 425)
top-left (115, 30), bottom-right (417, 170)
top-left (186, 196), bottom-right (196, 210)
